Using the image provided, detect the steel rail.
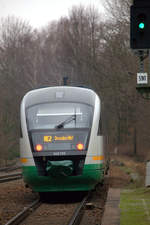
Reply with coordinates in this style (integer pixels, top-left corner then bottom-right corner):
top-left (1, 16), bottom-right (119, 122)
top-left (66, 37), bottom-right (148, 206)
top-left (0, 166), bottom-right (21, 172)
top-left (0, 167), bottom-right (10, 172)
top-left (5, 166), bottom-right (22, 172)
top-left (68, 193), bottom-right (90, 225)
top-left (4, 199), bottom-right (41, 225)
top-left (0, 172), bottom-right (22, 183)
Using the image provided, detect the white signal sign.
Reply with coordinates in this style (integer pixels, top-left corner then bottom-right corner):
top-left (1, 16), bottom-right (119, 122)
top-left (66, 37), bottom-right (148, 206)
top-left (137, 73), bottom-right (148, 84)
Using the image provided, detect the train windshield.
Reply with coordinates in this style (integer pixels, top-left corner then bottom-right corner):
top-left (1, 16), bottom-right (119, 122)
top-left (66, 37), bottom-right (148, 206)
top-left (26, 102), bottom-right (93, 130)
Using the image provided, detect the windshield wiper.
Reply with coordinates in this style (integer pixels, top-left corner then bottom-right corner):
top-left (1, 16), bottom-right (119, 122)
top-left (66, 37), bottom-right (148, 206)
top-left (55, 115), bottom-right (76, 129)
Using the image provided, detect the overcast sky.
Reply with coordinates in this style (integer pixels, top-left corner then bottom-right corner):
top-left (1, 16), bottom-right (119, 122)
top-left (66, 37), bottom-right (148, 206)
top-left (0, 0), bottom-right (104, 28)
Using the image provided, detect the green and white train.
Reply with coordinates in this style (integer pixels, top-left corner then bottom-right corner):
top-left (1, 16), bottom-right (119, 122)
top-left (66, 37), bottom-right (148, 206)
top-left (20, 86), bottom-right (109, 193)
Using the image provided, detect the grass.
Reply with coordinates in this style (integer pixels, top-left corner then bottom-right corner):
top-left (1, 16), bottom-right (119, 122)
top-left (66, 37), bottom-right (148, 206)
top-left (120, 188), bottom-right (150, 225)
top-left (111, 155), bottom-right (149, 224)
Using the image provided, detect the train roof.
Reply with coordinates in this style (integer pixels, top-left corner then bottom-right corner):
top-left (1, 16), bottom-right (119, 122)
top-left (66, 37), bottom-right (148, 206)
top-left (21, 86), bottom-right (100, 108)
top-left (34, 85), bottom-right (93, 90)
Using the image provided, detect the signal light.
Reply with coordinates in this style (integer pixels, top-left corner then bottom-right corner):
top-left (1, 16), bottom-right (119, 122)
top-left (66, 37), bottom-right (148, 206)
top-left (138, 22), bottom-right (145, 30)
top-left (76, 143), bottom-right (84, 151)
top-left (137, 14), bottom-right (146, 31)
top-left (35, 144), bottom-right (43, 152)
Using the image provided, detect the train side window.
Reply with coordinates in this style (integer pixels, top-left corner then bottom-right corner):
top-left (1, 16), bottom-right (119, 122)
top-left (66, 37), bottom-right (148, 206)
top-left (20, 123), bottom-right (23, 138)
top-left (98, 115), bottom-right (103, 135)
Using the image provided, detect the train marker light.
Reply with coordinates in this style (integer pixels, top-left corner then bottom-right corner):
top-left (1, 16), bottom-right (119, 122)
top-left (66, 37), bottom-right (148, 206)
top-left (20, 158), bottom-right (28, 163)
top-left (35, 144), bottom-right (43, 152)
top-left (76, 143), bottom-right (84, 151)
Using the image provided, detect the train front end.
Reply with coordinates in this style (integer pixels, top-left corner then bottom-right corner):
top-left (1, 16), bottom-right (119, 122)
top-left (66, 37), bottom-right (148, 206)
top-left (20, 86), bottom-right (104, 192)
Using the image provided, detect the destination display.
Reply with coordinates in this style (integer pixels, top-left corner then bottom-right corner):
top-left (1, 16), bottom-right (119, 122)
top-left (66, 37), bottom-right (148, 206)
top-left (44, 135), bottom-right (74, 142)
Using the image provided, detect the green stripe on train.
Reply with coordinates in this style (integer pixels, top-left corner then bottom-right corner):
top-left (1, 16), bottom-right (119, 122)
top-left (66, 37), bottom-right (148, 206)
top-left (22, 164), bottom-right (104, 192)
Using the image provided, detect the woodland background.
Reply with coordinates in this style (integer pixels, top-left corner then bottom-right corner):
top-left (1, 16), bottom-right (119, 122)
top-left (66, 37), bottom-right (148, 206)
top-left (0, 0), bottom-right (150, 165)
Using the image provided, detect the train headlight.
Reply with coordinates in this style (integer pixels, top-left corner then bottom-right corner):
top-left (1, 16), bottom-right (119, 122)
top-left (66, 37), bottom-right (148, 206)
top-left (35, 144), bottom-right (43, 152)
top-left (76, 143), bottom-right (84, 151)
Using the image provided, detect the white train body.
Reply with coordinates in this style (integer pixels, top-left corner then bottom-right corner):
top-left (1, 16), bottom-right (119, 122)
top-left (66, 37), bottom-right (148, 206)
top-left (20, 86), bottom-right (108, 192)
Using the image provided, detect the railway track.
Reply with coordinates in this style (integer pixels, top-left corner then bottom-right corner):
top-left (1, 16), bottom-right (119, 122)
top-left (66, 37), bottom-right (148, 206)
top-left (5, 199), bottom-right (41, 225)
top-left (0, 166), bottom-right (21, 173)
top-left (0, 172), bottom-right (22, 183)
top-left (4, 192), bottom-right (91, 225)
top-left (68, 193), bottom-right (90, 225)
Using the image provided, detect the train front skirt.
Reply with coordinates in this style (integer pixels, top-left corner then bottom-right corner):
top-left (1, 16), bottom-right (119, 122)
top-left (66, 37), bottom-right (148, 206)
top-left (22, 163), bottom-right (104, 192)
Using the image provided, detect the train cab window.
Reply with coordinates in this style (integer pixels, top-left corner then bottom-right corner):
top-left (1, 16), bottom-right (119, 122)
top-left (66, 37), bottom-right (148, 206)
top-left (26, 103), bottom-right (93, 131)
